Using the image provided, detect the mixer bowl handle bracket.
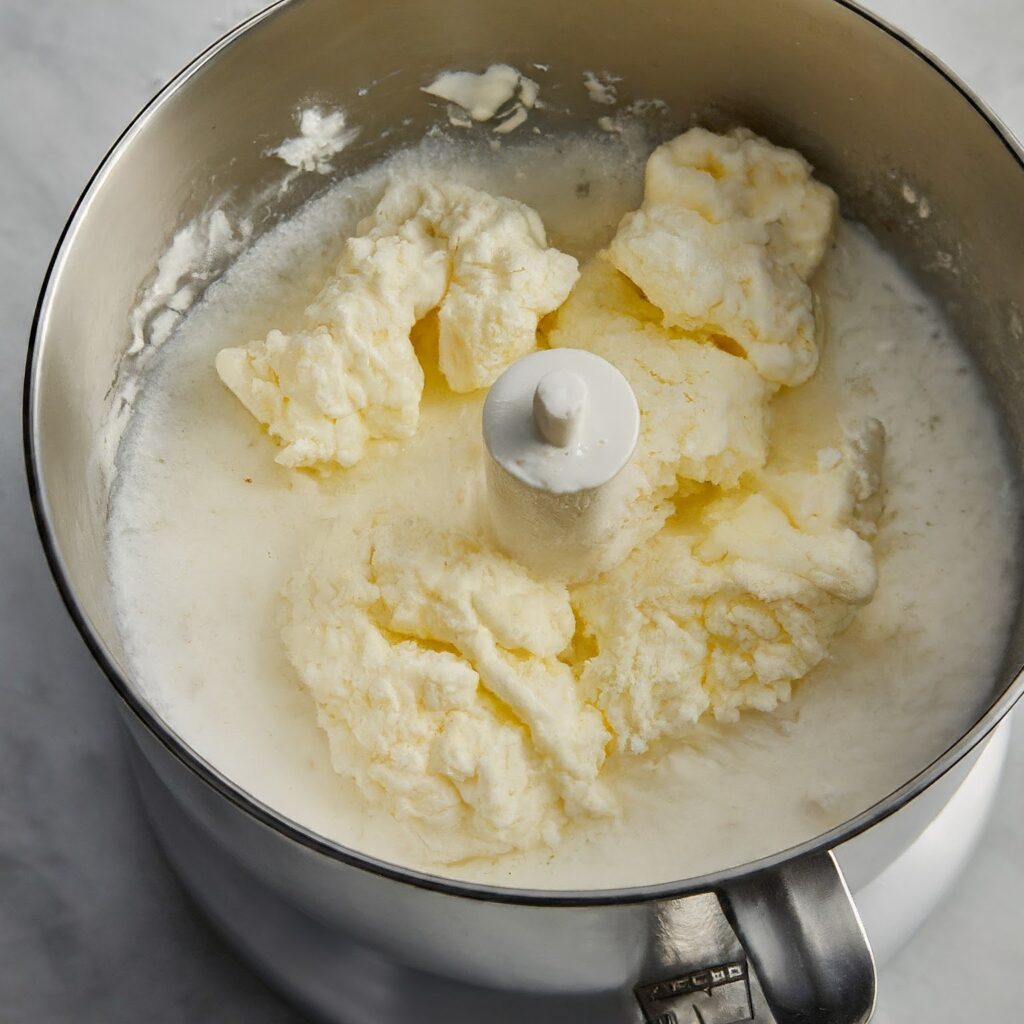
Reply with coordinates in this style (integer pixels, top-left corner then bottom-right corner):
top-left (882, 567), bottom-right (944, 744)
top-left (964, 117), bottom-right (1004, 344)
top-left (718, 850), bottom-right (876, 1024)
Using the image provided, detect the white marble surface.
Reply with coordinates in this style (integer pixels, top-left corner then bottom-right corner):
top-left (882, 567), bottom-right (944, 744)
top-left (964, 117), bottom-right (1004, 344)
top-left (1, 1), bottom-right (1022, 1021)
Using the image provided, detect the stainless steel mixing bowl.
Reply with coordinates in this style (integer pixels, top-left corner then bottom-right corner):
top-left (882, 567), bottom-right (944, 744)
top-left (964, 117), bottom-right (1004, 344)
top-left (24, 1), bottom-right (1024, 1022)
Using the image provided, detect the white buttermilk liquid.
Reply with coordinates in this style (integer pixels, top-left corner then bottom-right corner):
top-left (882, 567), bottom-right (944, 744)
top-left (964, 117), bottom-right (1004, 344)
top-left (107, 132), bottom-right (1019, 888)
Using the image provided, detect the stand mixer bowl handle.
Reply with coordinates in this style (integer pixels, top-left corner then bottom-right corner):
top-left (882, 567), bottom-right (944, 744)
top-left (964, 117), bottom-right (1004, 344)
top-left (719, 851), bottom-right (876, 1024)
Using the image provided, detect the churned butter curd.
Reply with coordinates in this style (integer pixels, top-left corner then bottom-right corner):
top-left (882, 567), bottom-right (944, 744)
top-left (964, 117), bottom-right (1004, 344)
top-left (108, 124), bottom-right (1018, 887)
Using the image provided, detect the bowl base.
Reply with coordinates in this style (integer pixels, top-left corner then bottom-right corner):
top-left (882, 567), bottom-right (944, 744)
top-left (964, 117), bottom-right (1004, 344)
top-left (132, 720), bottom-right (1010, 1024)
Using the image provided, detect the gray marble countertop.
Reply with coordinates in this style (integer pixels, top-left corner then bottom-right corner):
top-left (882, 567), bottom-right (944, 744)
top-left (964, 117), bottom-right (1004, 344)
top-left (1, 2), bottom-right (1022, 1021)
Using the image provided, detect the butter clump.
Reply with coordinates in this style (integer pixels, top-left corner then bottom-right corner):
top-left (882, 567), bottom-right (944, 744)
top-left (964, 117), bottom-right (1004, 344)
top-left (275, 128), bottom-right (884, 862)
top-left (755, 419), bottom-right (886, 541)
top-left (574, 432), bottom-right (883, 754)
top-left (607, 127), bottom-right (838, 387)
top-left (216, 179), bottom-right (578, 469)
top-left (282, 517), bottom-right (610, 861)
top-left (547, 257), bottom-right (773, 561)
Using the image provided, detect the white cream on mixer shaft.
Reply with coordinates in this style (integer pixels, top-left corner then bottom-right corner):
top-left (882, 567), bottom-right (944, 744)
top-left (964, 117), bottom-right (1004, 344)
top-left (483, 348), bottom-right (640, 580)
